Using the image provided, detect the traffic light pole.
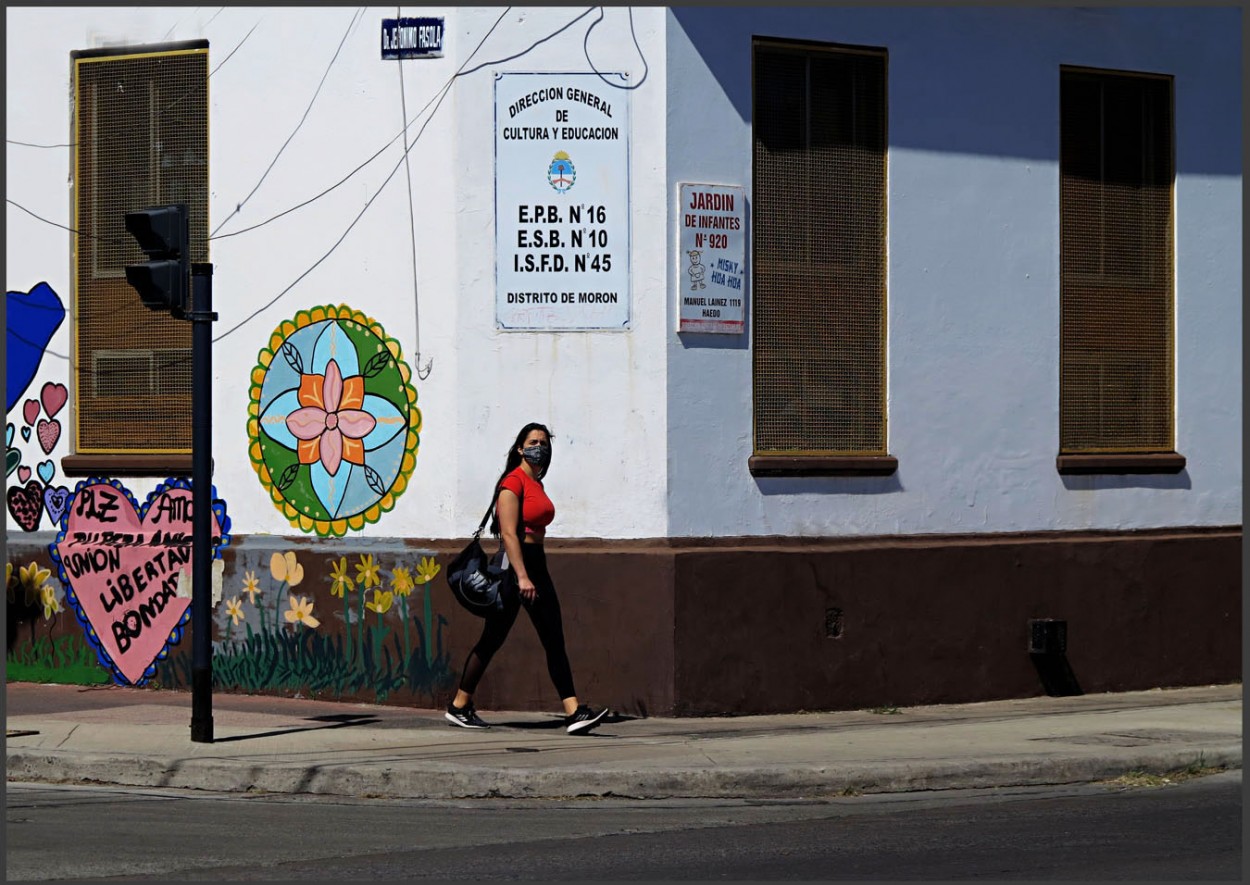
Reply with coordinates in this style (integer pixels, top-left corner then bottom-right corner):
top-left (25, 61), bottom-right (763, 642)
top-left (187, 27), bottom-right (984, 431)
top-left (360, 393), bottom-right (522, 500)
top-left (189, 263), bottom-right (217, 743)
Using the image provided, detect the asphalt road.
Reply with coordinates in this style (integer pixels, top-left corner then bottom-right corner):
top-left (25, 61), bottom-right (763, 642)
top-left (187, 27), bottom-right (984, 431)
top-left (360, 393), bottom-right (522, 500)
top-left (6, 771), bottom-right (1241, 881)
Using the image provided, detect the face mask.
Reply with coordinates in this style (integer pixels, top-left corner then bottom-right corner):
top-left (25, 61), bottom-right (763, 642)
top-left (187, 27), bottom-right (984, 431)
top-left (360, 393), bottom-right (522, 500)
top-left (522, 444), bottom-right (551, 470)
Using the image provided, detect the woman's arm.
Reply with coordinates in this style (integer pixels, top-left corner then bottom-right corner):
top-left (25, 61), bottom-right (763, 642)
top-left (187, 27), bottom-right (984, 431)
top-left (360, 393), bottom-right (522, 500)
top-left (496, 488), bottom-right (536, 601)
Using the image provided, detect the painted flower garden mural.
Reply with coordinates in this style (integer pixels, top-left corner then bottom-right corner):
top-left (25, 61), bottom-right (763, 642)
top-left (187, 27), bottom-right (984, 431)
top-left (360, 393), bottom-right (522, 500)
top-left (248, 305), bottom-right (421, 536)
top-left (156, 550), bottom-right (455, 704)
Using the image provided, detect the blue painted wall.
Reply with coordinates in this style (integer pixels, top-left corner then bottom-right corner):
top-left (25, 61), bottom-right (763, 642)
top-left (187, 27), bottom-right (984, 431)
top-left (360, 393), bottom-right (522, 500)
top-left (665, 6), bottom-right (1241, 537)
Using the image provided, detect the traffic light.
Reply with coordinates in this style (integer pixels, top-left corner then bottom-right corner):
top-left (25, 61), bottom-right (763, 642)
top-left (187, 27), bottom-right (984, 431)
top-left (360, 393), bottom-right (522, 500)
top-left (124, 205), bottom-right (190, 315)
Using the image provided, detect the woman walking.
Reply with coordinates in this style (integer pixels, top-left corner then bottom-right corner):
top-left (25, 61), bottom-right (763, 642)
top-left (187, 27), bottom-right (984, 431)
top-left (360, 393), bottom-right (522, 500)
top-left (446, 422), bottom-right (608, 735)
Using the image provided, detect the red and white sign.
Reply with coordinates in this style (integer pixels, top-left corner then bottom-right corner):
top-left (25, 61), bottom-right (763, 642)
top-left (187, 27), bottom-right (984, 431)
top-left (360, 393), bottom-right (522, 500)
top-left (677, 183), bottom-right (745, 334)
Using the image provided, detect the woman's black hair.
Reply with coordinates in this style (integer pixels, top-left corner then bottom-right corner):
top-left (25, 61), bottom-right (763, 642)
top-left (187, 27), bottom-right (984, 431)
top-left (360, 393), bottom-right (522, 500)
top-left (488, 422), bottom-right (553, 536)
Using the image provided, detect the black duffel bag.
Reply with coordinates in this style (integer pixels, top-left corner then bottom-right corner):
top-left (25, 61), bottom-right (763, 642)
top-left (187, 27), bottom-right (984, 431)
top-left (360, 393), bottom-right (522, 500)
top-left (446, 500), bottom-right (510, 617)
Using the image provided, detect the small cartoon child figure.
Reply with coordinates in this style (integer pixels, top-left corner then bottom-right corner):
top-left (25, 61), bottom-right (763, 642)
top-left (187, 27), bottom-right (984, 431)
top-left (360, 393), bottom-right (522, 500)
top-left (687, 250), bottom-right (706, 290)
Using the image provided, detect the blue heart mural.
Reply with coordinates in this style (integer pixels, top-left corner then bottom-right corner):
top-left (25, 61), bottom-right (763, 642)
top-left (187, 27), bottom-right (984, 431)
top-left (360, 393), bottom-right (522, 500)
top-left (7, 282), bottom-right (66, 412)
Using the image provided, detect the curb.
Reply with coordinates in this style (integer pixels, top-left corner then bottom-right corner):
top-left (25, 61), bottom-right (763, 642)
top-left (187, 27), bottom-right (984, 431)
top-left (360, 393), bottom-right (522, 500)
top-left (6, 744), bottom-right (1240, 800)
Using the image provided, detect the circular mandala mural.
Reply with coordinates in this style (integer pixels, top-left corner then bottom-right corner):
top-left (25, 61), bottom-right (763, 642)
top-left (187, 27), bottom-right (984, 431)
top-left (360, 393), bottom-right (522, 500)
top-left (247, 305), bottom-right (421, 536)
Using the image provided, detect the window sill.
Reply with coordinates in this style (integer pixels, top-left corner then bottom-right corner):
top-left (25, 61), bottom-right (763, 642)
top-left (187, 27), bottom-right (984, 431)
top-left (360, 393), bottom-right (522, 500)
top-left (749, 454), bottom-right (898, 477)
top-left (61, 453), bottom-right (193, 477)
top-left (1056, 453), bottom-right (1186, 475)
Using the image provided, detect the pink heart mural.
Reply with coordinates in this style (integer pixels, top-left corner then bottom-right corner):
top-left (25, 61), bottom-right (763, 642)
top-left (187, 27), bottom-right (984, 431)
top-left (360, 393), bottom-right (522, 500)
top-left (18, 465), bottom-right (31, 484)
top-left (50, 478), bottom-right (232, 686)
top-left (23, 398), bottom-right (40, 426)
top-left (37, 418), bottom-right (61, 454)
top-left (41, 381), bottom-right (68, 419)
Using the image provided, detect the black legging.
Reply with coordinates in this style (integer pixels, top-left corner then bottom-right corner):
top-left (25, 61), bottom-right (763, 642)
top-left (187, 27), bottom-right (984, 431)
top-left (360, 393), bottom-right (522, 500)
top-left (458, 543), bottom-right (576, 700)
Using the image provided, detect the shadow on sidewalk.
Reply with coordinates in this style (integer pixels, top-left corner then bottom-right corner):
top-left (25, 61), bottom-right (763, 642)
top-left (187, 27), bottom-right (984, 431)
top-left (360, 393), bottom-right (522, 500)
top-left (211, 713), bottom-right (382, 744)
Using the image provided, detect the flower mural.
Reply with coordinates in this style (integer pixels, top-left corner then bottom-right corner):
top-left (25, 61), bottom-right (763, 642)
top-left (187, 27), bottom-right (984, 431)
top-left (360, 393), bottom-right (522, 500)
top-left (355, 553), bottom-right (381, 589)
top-left (365, 588), bottom-right (394, 615)
top-left (330, 557), bottom-right (354, 598)
top-left (287, 360), bottom-right (376, 476)
top-left (248, 305), bottom-right (421, 537)
top-left (6, 556), bottom-right (108, 686)
top-left (156, 551), bottom-right (456, 705)
top-left (270, 551), bottom-right (305, 587)
top-left (242, 571), bottom-right (262, 604)
top-left (391, 566), bottom-right (414, 597)
top-left (285, 595), bottom-right (320, 629)
top-left (40, 583), bottom-right (62, 620)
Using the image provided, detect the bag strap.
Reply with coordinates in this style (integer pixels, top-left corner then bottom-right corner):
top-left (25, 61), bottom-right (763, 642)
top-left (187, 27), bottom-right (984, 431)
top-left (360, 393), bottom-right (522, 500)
top-left (472, 497), bottom-right (494, 538)
top-left (476, 474), bottom-right (525, 539)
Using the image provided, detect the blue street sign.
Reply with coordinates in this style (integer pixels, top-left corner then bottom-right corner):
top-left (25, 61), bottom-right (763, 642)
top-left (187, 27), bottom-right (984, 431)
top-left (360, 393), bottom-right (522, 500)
top-left (381, 17), bottom-right (444, 59)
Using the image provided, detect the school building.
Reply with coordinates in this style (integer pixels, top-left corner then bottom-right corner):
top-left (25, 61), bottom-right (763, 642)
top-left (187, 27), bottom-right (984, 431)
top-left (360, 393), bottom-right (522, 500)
top-left (5, 6), bottom-right (1240, 714)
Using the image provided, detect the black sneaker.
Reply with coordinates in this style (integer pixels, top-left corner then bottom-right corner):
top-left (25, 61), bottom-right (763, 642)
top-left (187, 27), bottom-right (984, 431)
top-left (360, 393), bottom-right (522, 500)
top-left (565, 705), bottom-right (608, 734)
top-left (445, 701), bottom-right (490, 729)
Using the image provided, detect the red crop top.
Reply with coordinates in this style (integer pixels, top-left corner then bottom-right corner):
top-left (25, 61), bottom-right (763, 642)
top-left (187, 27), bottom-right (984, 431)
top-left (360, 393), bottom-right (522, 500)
top-left (498, 466), bottom-right (555, 534)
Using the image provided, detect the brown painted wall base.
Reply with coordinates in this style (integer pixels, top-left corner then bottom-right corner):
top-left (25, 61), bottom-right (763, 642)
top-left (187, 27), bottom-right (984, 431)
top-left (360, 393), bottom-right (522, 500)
top-left (6, 527), bottom-right (1239, 716)
top-left (526, 527), bottom-right (1241, 715)
top-left (665, 528), bottom-right (1241, 714)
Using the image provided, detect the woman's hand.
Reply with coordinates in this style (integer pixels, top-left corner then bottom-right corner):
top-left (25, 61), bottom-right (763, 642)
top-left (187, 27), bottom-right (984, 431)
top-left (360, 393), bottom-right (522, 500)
top-left (517, 575), bottom-right (537, 603)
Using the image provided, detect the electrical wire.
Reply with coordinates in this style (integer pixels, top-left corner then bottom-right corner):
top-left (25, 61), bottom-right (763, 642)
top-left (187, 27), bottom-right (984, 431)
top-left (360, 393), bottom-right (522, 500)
top-left (6, 139), bottom-right (75, 149)
top-left (12, 7), bottom-right (653, 360)
top-left (5, 198), bottom-right (128, 246)
top-left (455, 6), bottom-right (597, 77)
top-left (7, 325), bottom-right (70, 361)
top-left (582, 7), bottom-right (649, 91)
top-left (176, 5), bottom-right (641, 348)
top-left (208, 19), bottom-right (262, 79)
top-left (394, 6), bottom-right (431, 380)
top-left (207, 7), bottom-right (559, 243)
top-left (210, 7), bottom-right (514, 344)
top-left (210, 8), bottom-right (363, 237)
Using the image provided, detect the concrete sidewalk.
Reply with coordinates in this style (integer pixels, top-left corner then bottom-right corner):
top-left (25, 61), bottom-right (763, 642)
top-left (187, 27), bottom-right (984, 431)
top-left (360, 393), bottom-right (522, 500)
top-left (4, 682), bottom-right (1241, 801)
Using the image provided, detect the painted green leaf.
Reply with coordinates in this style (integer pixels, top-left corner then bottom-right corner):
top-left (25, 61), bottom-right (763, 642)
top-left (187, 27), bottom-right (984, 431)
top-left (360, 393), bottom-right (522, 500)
top-left (362, 351), bottom-right (392, 378)
top-left (364, 464), bottom-right (386, 496)
top-left (282, 342), bottom-right (304, 375)
top-left (276, 462), bottom-right (300, 491)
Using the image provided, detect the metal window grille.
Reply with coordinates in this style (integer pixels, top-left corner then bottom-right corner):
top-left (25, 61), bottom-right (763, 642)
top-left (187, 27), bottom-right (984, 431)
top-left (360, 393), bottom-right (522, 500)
top-left (752, 41), bottom-right (887, 455)
top-left (1060, 68), bottom-right (1174, 453)
top-left (72, 44), bottom-right (208, 453)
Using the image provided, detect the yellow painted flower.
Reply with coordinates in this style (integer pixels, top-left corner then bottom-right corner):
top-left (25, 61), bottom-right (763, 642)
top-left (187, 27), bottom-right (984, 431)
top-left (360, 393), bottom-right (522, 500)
top-left (5, 562), bottom-right (12, 586)
top-left (284, 595), bottom-right (320, 629)
top-left (414, 555), bottom-right (441, 585)
top-left (241, 570), bottom-right (262, 604)
top-left (355, 553), bottom-right (381, 589)
top-left (391, 566), bottom-right (414, 597)
top-left (41, 584), bottom-right (63, 620)
top-left (20, 562), bottom-right (51, 590)
top-left (330, 557), bottom-right (355, 598)
top-left (225, 596), bottom-right (245, 626)
top-left (364, 588), bottom-right (394, 615)
top-left (18, 562), bottom-right (51, 606)
top-left (270, 551), bottom-right (304, 587)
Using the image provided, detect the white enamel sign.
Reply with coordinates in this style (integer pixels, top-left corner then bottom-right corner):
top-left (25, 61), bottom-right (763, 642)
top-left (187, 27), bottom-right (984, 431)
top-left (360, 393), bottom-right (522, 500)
top-left (495, 72), bottom-right (631, 330)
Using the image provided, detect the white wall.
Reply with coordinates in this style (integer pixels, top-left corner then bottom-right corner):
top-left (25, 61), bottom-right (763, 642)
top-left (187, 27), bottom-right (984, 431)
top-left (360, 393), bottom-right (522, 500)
top-left (6, 8), bottom-right (80, 501)
top-left (665, 6), bottom-right (1242, 538)
top-left (8, 7), bottom-right (1239, 543)
top-left (6, 6), bottom-right (670, 541)
top-left (450, 7), bottom-right (668, 539)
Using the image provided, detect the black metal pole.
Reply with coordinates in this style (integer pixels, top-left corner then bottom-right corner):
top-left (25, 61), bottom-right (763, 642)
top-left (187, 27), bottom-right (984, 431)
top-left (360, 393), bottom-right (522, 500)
top-left (190, 262), bottom-right (216, 743)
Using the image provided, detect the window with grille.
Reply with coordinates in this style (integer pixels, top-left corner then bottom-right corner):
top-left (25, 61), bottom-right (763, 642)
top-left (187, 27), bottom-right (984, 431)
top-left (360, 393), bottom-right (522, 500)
top-left (1059, 67), bottom-right (1174, 456)
top-left (751, 40), bottom-right (889, 470)
top-left (71, 42), bottom-right (207, 456)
